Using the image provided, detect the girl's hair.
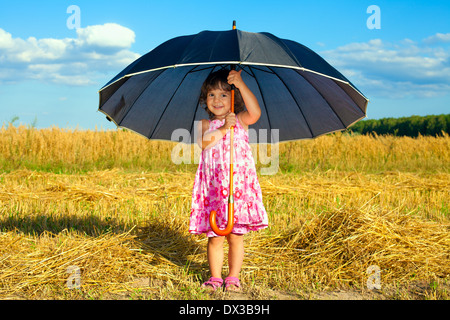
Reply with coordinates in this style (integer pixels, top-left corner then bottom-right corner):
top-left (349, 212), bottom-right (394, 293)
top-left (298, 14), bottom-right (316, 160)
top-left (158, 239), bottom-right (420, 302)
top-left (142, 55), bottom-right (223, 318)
top-left (199, 69), bottom-right (245, 119)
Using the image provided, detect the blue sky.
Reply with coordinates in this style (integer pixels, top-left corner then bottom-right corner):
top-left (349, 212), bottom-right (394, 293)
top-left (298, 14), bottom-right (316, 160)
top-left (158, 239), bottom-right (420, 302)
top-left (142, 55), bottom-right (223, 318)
top-left (0, 0), bottom-right (449, 130)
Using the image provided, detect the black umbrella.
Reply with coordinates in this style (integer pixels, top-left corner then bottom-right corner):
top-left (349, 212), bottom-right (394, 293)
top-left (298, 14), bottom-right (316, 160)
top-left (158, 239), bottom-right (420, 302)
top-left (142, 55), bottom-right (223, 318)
top-left (98, 22), bottom-right (368, 235)
top-left (98, 23), bottom-right (368, 144)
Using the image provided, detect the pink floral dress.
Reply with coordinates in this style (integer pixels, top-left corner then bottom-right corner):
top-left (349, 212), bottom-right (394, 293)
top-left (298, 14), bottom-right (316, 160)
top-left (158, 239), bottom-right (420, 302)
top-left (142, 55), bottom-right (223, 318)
top-left (189, 116), bottom-right (268, 237)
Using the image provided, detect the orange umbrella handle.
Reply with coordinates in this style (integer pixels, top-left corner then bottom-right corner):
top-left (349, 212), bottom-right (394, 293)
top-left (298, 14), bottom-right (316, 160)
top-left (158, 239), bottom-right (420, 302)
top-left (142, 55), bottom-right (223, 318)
top-left (209, 202), bottom-right (234, 236)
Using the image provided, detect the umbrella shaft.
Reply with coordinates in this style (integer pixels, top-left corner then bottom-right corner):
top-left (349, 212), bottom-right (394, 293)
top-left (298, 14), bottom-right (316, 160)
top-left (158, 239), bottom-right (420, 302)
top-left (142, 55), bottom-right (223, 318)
top-left (229, 127), bottom-right (234, 197)
top-left (229, 85), bottom-right (235, 202)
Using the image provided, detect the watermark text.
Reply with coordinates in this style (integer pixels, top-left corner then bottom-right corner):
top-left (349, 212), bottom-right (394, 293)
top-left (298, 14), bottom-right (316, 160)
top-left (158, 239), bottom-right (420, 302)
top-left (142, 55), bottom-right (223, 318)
top-left (367, 5), bottom-right (381, 30)
top-left (171, 123), bottom-right (279, 175)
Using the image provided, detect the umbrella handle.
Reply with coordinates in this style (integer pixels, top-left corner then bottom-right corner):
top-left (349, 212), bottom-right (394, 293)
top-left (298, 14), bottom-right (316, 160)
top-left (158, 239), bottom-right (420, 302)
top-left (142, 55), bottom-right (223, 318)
top-left (209, 201), bottom-right (234, 236)
top-left (209, 65), bottom-right (235, 236)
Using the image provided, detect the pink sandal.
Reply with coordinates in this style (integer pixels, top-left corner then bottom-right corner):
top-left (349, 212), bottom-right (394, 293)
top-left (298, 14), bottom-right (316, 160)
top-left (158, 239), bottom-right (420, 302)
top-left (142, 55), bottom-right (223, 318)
top-left (224, 277), bottom-right (241, 292)
top-left (201, 277), bottom-right (223, 291)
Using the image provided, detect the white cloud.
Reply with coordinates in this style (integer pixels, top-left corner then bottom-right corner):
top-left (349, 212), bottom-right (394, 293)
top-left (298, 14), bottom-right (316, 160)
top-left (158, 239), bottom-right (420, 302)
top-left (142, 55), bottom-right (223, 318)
top-left (76, 23), bottom-right (136, 50)
top-left (0, 28), bottom-right (15, 49)
top-left (321, 34), bottom-right (450, 99)
top-left (0, 23), bottom-right (140, 86)
top-left (423, 33), bottom-right (450, 45)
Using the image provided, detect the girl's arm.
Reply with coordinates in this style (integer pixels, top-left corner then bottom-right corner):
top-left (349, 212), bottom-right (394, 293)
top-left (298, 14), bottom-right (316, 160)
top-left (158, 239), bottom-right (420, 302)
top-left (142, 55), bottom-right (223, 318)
top-left (228, 70), bottom-right (261, 127)
top-left (197, 115), bottom-right (236, 150)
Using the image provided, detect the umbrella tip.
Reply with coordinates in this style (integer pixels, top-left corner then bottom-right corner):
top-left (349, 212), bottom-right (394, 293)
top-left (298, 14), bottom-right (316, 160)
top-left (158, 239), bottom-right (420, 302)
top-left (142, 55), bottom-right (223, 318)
top-left (232, 20), bottom-right (236, 30)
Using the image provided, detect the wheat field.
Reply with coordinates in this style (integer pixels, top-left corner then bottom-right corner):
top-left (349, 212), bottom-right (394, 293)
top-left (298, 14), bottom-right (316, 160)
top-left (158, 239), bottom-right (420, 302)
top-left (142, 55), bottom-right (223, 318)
top-left (0, 125), bottom-right (449, 300)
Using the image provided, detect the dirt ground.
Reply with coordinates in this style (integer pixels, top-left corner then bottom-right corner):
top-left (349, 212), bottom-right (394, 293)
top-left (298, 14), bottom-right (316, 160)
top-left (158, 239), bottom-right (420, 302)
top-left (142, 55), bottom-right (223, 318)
top-left (126, 277), bottom-right (449, 300)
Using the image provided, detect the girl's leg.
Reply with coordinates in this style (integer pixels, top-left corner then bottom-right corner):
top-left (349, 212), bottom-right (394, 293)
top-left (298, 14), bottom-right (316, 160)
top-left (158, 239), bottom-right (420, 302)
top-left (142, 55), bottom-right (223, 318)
top-left (226, 233), bottom-right (244, 278)
top-left (207, 236), bottom-right (225, 279)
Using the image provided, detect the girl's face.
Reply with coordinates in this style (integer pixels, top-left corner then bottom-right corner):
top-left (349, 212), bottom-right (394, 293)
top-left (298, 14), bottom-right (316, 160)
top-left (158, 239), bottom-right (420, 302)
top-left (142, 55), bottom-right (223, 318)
top-left (206, 86), bottom-right (231, 119)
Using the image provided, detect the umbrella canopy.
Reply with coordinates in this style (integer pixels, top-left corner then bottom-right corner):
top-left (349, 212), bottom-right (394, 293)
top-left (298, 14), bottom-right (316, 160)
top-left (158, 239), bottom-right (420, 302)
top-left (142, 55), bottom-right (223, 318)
top-left (98, 27), bottom-right (368, 144)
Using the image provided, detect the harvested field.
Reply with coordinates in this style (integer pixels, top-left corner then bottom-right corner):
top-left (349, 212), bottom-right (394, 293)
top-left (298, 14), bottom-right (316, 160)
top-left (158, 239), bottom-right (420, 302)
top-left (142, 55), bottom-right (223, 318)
top-left (0, 126), bottom-right (449, 300)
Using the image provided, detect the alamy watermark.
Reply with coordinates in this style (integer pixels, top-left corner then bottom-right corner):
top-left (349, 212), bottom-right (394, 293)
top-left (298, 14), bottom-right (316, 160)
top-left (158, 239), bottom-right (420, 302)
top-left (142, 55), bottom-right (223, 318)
top-left (366, 265), bottom-right (381, 290)
top-left (171, 123), bottom-right (279, 175)
top-left (367, 5), bottom-right (381, 30)
top-left (66, 265), bottom-right (81, 289)
top-left (67, 5), bottom-right (81, 30)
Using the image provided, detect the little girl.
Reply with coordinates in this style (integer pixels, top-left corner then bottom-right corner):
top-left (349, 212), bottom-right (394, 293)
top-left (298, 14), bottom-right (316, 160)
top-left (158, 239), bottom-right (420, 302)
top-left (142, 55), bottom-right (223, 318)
top-left (189, 68), bottom-right (268, 292)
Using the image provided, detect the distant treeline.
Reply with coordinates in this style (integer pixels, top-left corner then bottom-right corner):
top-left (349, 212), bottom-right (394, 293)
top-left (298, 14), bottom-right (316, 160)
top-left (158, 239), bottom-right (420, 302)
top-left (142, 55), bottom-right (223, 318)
top-left (348, 114), bottom-right (450, 137)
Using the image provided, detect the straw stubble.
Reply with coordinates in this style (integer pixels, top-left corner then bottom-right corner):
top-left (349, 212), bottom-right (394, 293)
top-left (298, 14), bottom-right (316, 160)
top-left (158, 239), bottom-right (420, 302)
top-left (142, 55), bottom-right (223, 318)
top-left (0, 126), bottom-right (449, 299)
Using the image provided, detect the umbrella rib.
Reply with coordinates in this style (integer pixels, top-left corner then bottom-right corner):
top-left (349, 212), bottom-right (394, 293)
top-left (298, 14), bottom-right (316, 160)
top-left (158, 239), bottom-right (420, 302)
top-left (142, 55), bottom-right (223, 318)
top-left (248, 66), bottom-right (275, 142)
top-left (147, 65), bottom-right (199, 139)
top-left (189, 65), bottom-right (216, 74)
top-left (239, 65), bottom-right (254, 78)
top-left (248, 65), bottom-right (275, 74)
top-left (267, 66), bottom-right (315, 138)
top-left (297, 72), bottom-right (348, 129)
top-left (187, 66), bottom-right (217, 141)
top-left (115, 70), bottom-right (164, 126)
top-left (335, 82), bottom-right (368, 115)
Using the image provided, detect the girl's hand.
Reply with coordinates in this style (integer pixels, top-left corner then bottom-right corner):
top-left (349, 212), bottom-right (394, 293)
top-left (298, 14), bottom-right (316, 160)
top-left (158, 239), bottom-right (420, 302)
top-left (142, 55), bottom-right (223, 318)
top-left (227, 70), bottom-right (244, 89)
top-left (222, 112), bottom-right (236, 130)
